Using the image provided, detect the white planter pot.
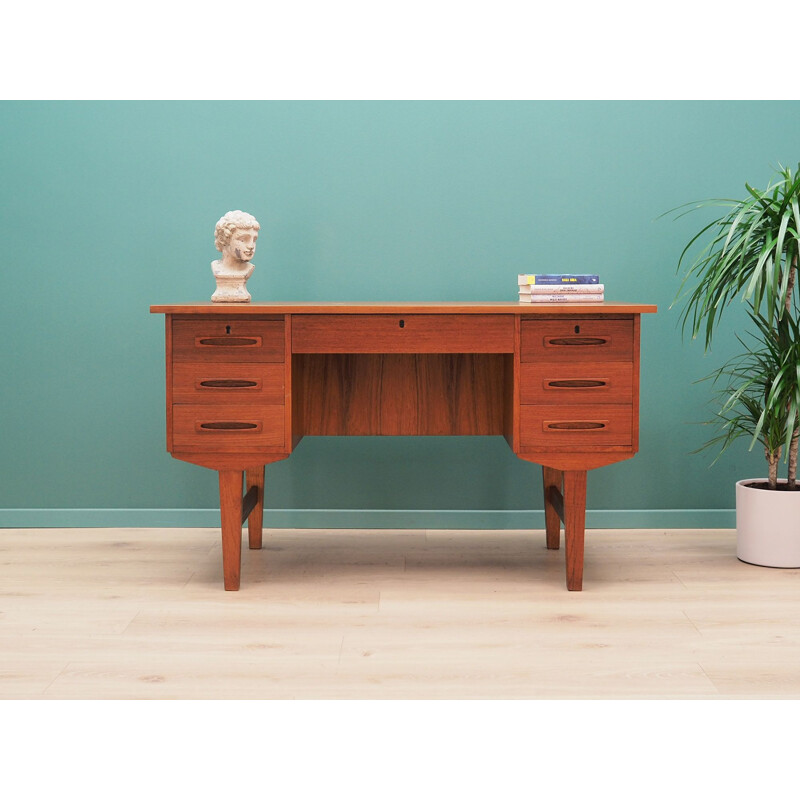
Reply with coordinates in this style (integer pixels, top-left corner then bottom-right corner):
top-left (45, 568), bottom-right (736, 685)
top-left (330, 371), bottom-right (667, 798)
top-left (736, 479), bottom-right (800, 568)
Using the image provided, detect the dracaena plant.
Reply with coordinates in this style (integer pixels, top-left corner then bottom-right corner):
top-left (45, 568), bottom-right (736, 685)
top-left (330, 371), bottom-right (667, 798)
top-left (698, 312), bottom-right (800, 489)
top-left (669, 163), bottom-right (800, 489)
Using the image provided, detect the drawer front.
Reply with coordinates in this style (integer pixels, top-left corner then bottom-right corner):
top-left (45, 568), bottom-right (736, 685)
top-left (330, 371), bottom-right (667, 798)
top-left (520, 362), bottom-right (633, 404)
top-left (172, 404), bottom-right (285, 450)
top-left (173, 317), bottom-right (285, 362)
top-left (292, 314), bottom-right (514, 353)
top-left (520, 404), bottom-right (633, 448)
top-left (172, 362), bottom-right (285, 404)
top-left (520, 318), bottom-right (633, 362)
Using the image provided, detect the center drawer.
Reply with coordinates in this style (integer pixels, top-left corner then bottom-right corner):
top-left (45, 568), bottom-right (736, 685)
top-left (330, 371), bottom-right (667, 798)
top-left (291, 314), bottom-right (515, 353)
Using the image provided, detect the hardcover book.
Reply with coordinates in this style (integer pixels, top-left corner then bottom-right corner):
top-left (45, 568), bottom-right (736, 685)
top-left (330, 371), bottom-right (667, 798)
top-left (518, 283), bottom-right (604, 294)
top-left (518, 274), bottom-right (600, 285)
top-left (518, 293), bottom-right (604, 303)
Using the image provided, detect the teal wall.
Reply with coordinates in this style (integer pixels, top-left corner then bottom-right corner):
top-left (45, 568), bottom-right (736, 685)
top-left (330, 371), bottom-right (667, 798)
top-left (2, 101), bottom-right (799, 527)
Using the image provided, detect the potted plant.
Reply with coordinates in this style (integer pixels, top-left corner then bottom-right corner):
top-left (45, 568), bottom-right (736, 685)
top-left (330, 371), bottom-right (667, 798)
top-left (670, 163), bottom-right (800, 567)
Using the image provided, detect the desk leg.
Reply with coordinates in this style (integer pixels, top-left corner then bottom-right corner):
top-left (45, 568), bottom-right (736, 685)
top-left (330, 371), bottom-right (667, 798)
top-left (563, 470), bottom-right (587, 591)
top-left (542, 466), bottom-right (563, 550)
top-left (246, 465), bottom-right (265, 550)
top-left (219, 470), bottom-right (244, 591)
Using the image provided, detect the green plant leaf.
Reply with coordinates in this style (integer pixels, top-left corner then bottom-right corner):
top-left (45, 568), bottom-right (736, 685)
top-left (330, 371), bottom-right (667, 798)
top-left (667, 164), bottom-right (800, 479)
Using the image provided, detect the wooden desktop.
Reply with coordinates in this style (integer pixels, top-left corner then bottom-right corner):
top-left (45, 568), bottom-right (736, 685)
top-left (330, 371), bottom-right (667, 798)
top-left (150, 302), bottom-right (657, 591)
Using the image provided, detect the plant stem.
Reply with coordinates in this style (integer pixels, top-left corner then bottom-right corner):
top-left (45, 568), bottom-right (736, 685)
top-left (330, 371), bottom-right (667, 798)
top-left (767, 446), bottom-right (780, 490)
top-left (787, 253), bottom-right (797, 318)
top-left (786, 253), bottom-right (797, 488)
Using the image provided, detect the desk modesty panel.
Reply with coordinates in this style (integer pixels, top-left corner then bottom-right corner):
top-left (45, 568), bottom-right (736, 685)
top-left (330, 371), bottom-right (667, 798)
top-left (151, 302), bottom-right (657, 591)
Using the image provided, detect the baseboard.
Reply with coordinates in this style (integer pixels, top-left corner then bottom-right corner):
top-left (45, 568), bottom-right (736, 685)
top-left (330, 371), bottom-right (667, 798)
top-left (0, 508), bottom-right (736, 529)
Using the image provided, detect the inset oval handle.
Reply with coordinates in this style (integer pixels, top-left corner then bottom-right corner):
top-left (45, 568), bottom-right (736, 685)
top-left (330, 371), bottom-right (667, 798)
top-left (198, 421), bottom-right (259, 431)
top-left (547, 337), bottom-right (608, 347)
top-left (198, 379), bottom-right (259, 389)
top-left (546, 421), bottom-right (606, 430)
top-left (197, 336), bottom-right (261, 347)
top-left (546, 379), bottom-right (607, 389)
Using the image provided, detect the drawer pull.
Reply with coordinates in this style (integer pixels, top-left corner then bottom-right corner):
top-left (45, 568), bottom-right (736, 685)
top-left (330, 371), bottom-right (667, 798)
top-left (198, 421), bottom-right (260, 431)
top-left (547, 337), bottom-right (608, 347)
top-left (546, 379), bottom-right (607, 389)
top-left (546, 421), bottom-right (606, 430)
top-left (198, 379), bottom-right (259, 389)
top-left (196, 336), bottom-right (262, 348)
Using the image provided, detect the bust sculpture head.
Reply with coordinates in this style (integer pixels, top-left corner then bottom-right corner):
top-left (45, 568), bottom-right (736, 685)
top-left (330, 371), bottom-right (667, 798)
top-left (211, 210), bottom-right (260, 303)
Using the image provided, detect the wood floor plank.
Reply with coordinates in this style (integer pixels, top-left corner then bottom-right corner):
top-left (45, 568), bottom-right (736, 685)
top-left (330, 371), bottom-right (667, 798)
top-left (1, 527), bottom-right (798, 699)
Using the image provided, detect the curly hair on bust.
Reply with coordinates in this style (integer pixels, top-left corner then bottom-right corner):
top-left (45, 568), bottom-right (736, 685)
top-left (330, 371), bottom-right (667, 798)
top-left (214, 210), bottom-right (260, 251)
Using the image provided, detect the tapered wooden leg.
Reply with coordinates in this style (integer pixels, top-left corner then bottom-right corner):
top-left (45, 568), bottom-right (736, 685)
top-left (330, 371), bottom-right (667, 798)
top-left (563, 470), bottom-right (587, 591)
top-left (246, 465), bottom-right (265, 550)
top-left (542, 466), bottom-right (563, 550)
top-left (219, 470), bottom-right (244, 591)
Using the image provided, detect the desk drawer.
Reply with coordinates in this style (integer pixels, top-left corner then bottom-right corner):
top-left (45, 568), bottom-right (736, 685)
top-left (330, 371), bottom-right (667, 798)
top-left (520, 404), bottom-right (633, 447)
top-left (292, 314), bottom-right (514, 353)
top-left (520, 362), bottom-right (633, 404)
top-left (172, 404), bottom-right (285, 450)
top-left (173, 317), bottom-right (285, 362)
top-left (521, 318), bottom-right (633, 362)
top-left (172, 363), bottom-right (285, 404)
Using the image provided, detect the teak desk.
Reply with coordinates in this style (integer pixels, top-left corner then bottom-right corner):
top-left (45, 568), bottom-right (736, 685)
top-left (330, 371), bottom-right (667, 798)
top-left (150, 302), bottom-right (656, 591)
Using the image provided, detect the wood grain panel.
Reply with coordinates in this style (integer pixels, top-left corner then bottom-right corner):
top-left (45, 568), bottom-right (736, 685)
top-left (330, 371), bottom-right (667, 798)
top-left (298, 354), bottom-right (383, 435)
top-left (296, 353), bottom-right (505, 436)
top-left (503, 316), bottom-right (521, 453)
top-left (172, 362), bottom-right (284, 404)
top-left (292, 314), bottom-right (514, 353)
top-left (173, 317), bottom-right (285, 362)
top-left (290, 333), bottom-right (306, 448)
top-left (632, 314), bottom-right (641, 454)
top-left (520, 404), bottom-right (633, 448)
top-left (380, 355), bottom-right (420, 435)
top-left (165, 314), bottom-right (173, 451)
top-left (152, 301), bottom-right (658, 315)
top-left (520, 362), bottom-right (633, 404)
top-left (415, 353), bottom-right (505, 435)
top-left (520, 318), bottom-right (633, 362)
top-left (284, 314), bottom-right (296, 452)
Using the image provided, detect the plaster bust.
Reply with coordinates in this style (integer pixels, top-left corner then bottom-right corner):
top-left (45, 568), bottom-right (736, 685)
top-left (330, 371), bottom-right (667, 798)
top-left (211, 210), bottom-right (260, 303)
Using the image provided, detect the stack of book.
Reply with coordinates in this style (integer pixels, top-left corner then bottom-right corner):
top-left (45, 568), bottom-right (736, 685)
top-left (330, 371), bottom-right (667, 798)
top-left (517, 274), bottom-right (604, 303)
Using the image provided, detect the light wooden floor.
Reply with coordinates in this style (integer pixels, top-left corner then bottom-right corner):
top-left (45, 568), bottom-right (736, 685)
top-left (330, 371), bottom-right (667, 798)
top-left (1, 526), bottom-right (798, 699)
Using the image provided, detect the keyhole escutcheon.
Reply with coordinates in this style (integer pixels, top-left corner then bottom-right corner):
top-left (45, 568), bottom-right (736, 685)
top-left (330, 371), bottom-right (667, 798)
top-left (399, 319), bottom-right (405, 328)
